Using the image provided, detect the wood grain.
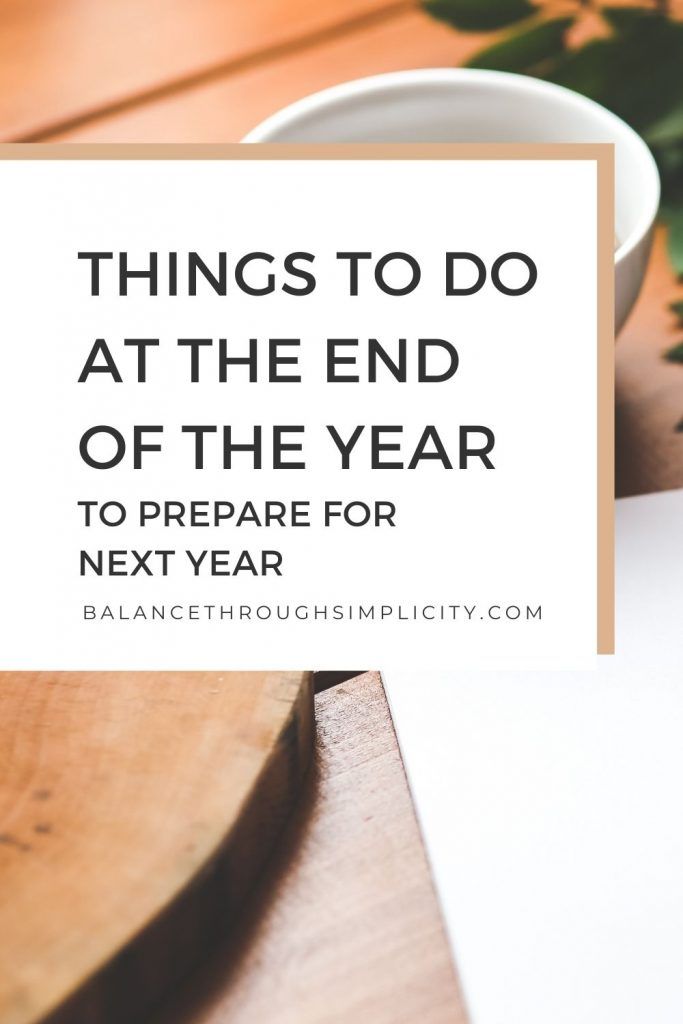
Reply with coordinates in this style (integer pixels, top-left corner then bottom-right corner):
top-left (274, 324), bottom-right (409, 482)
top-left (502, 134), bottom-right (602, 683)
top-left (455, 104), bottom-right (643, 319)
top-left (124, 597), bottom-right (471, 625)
top-left (0, 0), bottom-right (410, 142)
top-left (152, 671), bottom-right (467, 1024)
top-left (0, 671), bottom-right (314, 1024)
top-left (46, 9), bottom-right (481, 143)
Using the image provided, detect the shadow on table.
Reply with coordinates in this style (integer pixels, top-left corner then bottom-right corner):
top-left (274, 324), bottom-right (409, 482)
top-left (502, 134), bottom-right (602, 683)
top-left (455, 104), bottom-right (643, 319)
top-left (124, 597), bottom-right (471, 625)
top-left (151, 749), bottom-right (321, 1024)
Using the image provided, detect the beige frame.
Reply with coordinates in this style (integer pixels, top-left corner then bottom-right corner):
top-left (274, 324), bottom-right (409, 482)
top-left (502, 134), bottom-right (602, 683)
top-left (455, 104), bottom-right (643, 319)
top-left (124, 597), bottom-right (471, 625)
top-left (0, 142), bottom-right (614, 653)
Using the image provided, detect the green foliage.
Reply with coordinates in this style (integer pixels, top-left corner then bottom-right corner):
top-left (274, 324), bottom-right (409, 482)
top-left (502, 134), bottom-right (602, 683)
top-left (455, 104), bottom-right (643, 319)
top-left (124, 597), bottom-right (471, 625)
top-left (664, 341), bottom-right (683, 364)
top-left (423, 0), bottom-right (534, 32)
top-left (600, 4), bottom-right (664, 32)
top-left (666, 207), bottom-right (683, 277)
top-left (646, 104), bottom-right (683, 148)
top-left (422, 1), bottom-right (683, 274)
top-left (423, 0), bottom-right (683, 421)
top-left (549, 16), bottom-right (683, 136)
top-left (466, 17), bottom-right (573, 72)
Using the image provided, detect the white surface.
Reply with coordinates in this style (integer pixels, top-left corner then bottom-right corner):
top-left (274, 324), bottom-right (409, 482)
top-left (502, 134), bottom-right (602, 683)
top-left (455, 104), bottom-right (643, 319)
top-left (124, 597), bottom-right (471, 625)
top-left (383, 488), bottom-right (683, 1024)
top-left (246, 68), bottom-right (660, 333)
top-left (0, 155), bottom-right (600, 668)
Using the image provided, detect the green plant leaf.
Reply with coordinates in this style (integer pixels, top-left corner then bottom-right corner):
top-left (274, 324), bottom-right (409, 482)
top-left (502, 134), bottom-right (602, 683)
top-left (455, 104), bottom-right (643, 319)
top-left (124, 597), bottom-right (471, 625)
top-left (466, 16), bottom-right (573, 73)
top-left (657, 148), bottom-right (683, 210)
top-left (670, 300), bottom-right (683, 322)
top-left (667, 208), bottom-right (683, 278)
top-left (543, 39), bottom-right (614, 102)
top-left (646, 103), bottom-right (683, 147)
top-left (546, 20), bottom-right (683, 133)
top-left (423, 0), bottom-right (534, 32)
top-left (664, 341), bottom-right (683, 364)
top-left (601, 6), bottom-right (666, 33)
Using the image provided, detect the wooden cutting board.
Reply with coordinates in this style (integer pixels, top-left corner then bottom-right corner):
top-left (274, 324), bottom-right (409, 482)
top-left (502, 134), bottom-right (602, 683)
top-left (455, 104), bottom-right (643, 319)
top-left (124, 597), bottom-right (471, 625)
top-left (0, 671), bottom-right (313, 1024)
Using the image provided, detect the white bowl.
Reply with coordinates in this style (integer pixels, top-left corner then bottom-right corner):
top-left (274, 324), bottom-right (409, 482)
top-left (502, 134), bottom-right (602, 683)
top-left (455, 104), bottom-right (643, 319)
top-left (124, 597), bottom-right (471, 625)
top-left (244, 68), bottom-right (660, 334)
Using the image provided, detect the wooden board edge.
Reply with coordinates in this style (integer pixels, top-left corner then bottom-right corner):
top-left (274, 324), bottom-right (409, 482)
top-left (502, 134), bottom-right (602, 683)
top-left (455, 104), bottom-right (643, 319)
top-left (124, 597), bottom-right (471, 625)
top-left (40, 671), bottom-right (315, 1024)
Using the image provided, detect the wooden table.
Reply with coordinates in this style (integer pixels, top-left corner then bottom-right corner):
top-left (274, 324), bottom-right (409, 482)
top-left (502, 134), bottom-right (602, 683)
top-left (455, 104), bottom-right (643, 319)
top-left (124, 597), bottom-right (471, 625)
top-left (151, 672), bottom-right (467, 1024)
top-left (1, 3), bottom-right (682, 1021)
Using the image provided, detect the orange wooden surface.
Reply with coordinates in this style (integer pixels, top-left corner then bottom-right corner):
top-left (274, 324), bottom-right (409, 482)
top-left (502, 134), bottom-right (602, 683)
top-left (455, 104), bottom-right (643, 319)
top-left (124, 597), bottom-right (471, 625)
top-left (45, 10), bottom-right (476, 144)
top-left (151, 672), bottom-right (467, 1024)
top-left (617, 228), bottom-right (683, 495)
top-left (0, 0), bottom-right (410, 141)
top-left (0, 672), bottom-right (313, 1024)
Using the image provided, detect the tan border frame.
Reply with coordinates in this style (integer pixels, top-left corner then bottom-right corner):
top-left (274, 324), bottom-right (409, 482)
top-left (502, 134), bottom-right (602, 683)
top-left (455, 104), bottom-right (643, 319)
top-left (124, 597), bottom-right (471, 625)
top-left (0, 142), bottom-right (615, 654)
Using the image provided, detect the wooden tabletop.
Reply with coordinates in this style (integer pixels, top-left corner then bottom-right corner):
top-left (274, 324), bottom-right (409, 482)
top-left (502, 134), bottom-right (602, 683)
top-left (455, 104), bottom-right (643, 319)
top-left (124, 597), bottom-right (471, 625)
top-left (1, 2), bottom-right (682, 1021)
top-left (151, 672), bottom-right (467, 1024)
top-left (0, 673), bottom-right (314, 1024)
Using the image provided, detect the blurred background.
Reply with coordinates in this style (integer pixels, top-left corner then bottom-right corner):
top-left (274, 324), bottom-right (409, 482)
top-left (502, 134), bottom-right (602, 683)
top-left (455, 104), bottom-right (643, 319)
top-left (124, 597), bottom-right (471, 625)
top-left (1, 0), bottom-right (682, 495)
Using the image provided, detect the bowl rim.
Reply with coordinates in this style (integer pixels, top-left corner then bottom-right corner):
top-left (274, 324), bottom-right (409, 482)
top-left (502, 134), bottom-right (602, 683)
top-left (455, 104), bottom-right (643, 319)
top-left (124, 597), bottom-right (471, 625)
top-left (243, 68), bottom-right (661, 267)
